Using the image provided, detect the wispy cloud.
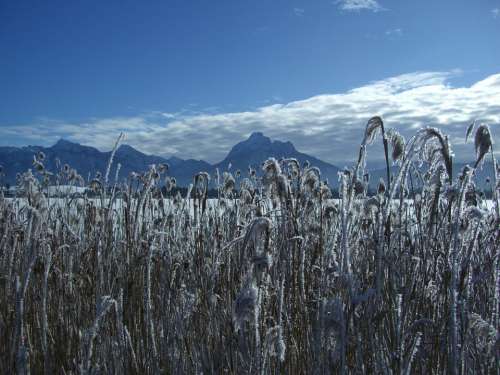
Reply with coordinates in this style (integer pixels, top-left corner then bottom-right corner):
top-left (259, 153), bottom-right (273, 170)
top-left (492, 8), bottom-right (499, 19)
top-left (1, 71), bottom-right (499, 164)
top-left (385, 28), bottom-right (403, 38)
top-left (336, 0), bottom-right (384, 12)
top-left (293, 7), bottom-right (305, 16)
top-left (364, 28), bottom-right (402, 40)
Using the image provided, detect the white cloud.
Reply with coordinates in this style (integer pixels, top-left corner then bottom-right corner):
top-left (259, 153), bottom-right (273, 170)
top-left (1, 71), bottom-right (500, 164)
top-left (336, 0), bottom-right (384, 12)
top-left (293, 7), bottom-right (305, 16)
top-left (492, 8), bottom-right (499, 18)
top-left (159, 112), bottom-right (177, 119)
top-left (385, 28), bottom-right (403, 37)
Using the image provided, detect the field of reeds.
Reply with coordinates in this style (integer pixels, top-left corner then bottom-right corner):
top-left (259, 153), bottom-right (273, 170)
top-left (0, 118), bottom-right (498, 374)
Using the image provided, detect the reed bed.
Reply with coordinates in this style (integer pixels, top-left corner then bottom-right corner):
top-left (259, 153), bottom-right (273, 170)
top-left (0, 118), bottom-right (498, 374)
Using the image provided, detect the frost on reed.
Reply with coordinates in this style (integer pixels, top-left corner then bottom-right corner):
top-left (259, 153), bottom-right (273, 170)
top-left (0, 118), bottom-right (499, 374)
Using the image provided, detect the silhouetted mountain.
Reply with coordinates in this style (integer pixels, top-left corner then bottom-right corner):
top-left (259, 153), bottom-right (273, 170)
top-left (0, 139), bottom-right (210, 187)
top-left (214, 132), bottom-right (341, 185)
top-left (0, 134), bottom-right (342, 188)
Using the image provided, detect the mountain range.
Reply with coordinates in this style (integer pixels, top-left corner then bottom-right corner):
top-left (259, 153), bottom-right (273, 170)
top-left (0, 133), bottom-right (494, 190)
top-left (0, 133), bottom-right (341, 188)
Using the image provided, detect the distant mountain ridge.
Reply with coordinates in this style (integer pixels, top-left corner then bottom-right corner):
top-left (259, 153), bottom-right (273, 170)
top-left (0, 134), bottom-right (494, 189)
top-left (0, 133), bottom-right (341, 187)
top-left (214, 132), bottom-right (341, 184)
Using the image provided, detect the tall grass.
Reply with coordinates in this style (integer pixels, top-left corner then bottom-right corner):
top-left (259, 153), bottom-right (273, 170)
top-left (0, 119), bottom-right (498, 374)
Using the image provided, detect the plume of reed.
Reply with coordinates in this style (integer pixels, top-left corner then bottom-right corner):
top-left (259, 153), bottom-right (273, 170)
top-left (193, 171), bottom-right (210, 225)
top-left (362, 116), bottom-right (391, 190)
top-left (233, 281), bottom-right (259, 332)
top-left (473, 124), bottom-right (499, 220)
top-left (386, 128), bottom-right (405, 163)
top-left (473, 124), bottom-right (492, 169)
top-left (419, 127), bottom-right (453, 184)
top-left (465, 120), bottom-right (475, 143)
top-left (104, 132), bottom-right (124, 186)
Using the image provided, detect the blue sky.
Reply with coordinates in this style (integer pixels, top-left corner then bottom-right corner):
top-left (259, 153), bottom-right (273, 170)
top-left (1, 0), bottom-right (499, 164)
